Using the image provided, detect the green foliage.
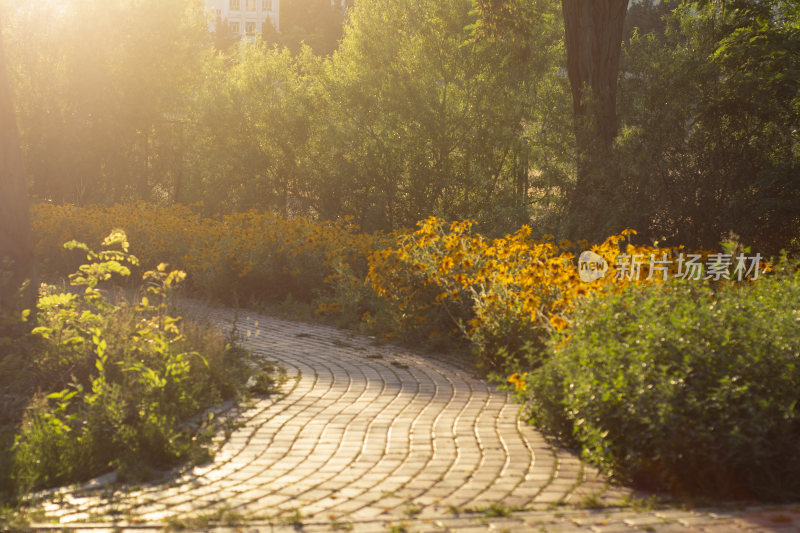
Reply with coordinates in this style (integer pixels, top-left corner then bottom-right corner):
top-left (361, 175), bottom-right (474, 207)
top-left (4, 0), bottom-right (569, 235)
top-left (616, 0), bottom-right (800, 253)
top-left (8, 231), bottom-right (255, 494)
top-left (623, 0), bottom-right (671, 41)
top-left (314, 0), bottom-right (569, 232)
top-left (524, 264), bottom-right (800, 500)
top-left (0, 301), bottom-right (44, 502)
top-left (185, 44), bottom-right (320, 213)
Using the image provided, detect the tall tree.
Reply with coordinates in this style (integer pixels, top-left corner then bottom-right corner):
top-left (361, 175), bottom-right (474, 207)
top-left (312, 0), bottom-right (566, 232)
top-left (616, 0), bottom-right (800, 253)
top-left (0, 23), bottom-right (34, 312)
top-left (561, 0), bottom-right (628, 240)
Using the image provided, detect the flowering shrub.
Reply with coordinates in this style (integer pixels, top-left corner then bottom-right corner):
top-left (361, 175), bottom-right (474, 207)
top-left (368, 217), bottom-right (681, 369)
top-left (32, 203), bottom-right (383, 305)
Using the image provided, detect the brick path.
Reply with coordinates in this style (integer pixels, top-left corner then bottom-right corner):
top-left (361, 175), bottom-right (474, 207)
top-left (28, 303), bottom-right (800, 531)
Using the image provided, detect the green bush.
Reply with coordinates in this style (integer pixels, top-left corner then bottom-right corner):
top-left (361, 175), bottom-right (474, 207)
top-left (0, 303), bottom-right (45, 502)
top-left (524, 265), bottom-right (800, 500)
top-left (8, 230), bottom-right (256, 495)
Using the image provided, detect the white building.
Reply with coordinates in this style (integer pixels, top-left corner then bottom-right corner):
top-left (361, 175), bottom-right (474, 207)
top-left (206, 0), bottom-right (280, 37)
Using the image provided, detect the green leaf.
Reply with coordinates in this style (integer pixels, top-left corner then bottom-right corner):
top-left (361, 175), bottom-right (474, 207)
top-left (31, 326), bottom-right (53, 339)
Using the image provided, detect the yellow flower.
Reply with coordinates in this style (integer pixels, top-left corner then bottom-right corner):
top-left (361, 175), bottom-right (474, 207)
top-left (507, 372), bottom-right (528, 393)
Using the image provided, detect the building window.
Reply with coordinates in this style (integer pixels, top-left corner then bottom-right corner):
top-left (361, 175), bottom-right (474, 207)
top-left (230, 21), bottom-right (240, 33)
top-left (215, 8), bottom-right (222, 20)
top-left (245, 21), bottom-right (256, 34)
top-left (246, 0), bottom-right (256, 11)
top-left (229, 0), bottom-right (240, 10)
top-left (263, 0), bottom-right (272, 11)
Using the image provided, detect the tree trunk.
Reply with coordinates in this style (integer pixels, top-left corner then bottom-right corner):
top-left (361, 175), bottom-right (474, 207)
top-left (562, 0), bottom-right (628, 241)
top-left (0, 27), bottom-right (36, 314)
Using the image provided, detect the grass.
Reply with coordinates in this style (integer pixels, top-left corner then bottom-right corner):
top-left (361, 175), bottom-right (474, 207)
top-left (0, 504), bottom-right (52, 531)
top-left (0, 506), bottom-right (30, 531)
top-left (164, 506), bottom-right (247, 530)
top-left (276, 507), bottom-right (303, 528)
top-left (386, 521), bottom-right (410, 533)
top-left (483, 502), bottom-right (514, 517)
top-left (464, 502), bottom-right (516, 517)
top-left (577, 493), bottom-right (608, 510)
top-left (329, 514), bottom-right (354, 531)
top-left (622, 494), bottom-right (665, 512)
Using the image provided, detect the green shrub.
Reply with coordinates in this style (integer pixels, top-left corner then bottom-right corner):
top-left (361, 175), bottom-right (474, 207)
top-left (524, 264), bottom-right (800, 500)
top-left (9, 230), bottom-right (255, 494)
top-left (0, 304), bottom-right (45, 502)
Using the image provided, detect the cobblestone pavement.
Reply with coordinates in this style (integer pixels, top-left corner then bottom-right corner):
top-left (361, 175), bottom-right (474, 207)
top-left (27, 303), bottom-right (800, 532)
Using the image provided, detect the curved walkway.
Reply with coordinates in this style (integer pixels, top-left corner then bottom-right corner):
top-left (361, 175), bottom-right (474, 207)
top-left (31, 303), bottom-right (800, 531)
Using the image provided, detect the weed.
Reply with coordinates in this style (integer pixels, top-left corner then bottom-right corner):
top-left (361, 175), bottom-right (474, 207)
top-left (276, 507), bottom-right (303, 528)
top-left (7, 231), bottom-right (259, 495)
top-left (247, 368), bottom-right (280, 395)
top-left (623, 494), bottom-right (662, 512)
top-left (464, 502), bottom-right (515, 518)
top-left (577, 493), bottom-right (607, 510)
top-left (165, 506), bottom-right (245, 530)
top-left (482, 502), bottom-right (513, 517)
top-left (403, 504), bottom-right (422, 518)
top-left (0, 505), bottom-right (30, 531)
top-left (329, 514), bottom-right (354, 531)
top-left (386, 521), bottom-right (409, 533)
